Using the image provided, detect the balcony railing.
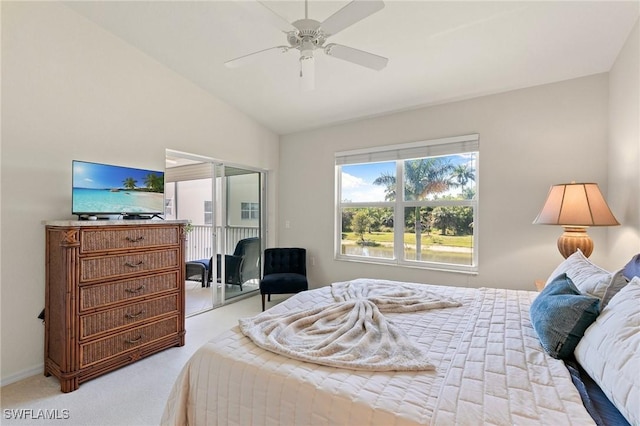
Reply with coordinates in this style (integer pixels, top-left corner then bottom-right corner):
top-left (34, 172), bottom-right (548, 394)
top-left (185, 225), bottom-right (259, 261)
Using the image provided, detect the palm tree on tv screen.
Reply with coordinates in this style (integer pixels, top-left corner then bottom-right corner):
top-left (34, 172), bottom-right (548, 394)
top-left (123, 177), bottom-right (137, 190)
top-left (144, 173), bottom-right (164, 193)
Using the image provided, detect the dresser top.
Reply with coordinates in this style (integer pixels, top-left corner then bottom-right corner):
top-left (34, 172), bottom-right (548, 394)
top-left (43, 219), bottom-right (189, 227)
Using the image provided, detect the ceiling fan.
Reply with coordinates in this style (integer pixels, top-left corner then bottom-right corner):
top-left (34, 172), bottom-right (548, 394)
top-left (225, 0), bottom-right (388, 91)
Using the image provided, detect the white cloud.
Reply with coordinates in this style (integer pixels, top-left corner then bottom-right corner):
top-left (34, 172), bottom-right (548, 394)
top-left (341, 172), bottom-right (366, 189)
top-left (341, 172), bottom-right (387, 202)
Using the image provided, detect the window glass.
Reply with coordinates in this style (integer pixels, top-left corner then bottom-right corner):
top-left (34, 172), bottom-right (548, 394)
top-left (403, 206), bottom-right (474, 266)
top-left (404, 154), bottom-right (477, 201)
top-left (204, 200), bottom-right (213, 225)
top-left (336, 135), bottom-right (478, 272)
top-left (340, 207), bottom-right (394, 259)
top-left (341, 162), bottom-right (395, 202)
top-left (241, 202), bottom-right (259, 220)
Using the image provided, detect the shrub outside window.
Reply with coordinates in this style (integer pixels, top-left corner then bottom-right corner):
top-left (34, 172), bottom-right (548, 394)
top-left (335, 134), bottom-right (478, 272)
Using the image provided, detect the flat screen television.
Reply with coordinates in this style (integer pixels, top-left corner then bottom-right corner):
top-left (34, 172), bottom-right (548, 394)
top-left (72, 160), bottom-right (165, 219)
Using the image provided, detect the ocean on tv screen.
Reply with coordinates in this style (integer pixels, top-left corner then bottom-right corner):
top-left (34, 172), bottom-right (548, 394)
top-left (72, 188), bottom-right (164, 214)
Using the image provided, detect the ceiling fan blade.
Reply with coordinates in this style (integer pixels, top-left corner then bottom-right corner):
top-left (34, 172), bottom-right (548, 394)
top-left (224, 46), bottom-right (291, 68)
top-left (238, 1), bottom-right (297, 33)
top-left (320, 0), bottom-right (384, 36)
top-left (324, 43), bottom-right (388, 71)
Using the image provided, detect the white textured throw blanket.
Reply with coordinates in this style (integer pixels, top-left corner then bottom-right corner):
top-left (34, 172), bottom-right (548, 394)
top-left (238, 278), bottom-right (460, 371)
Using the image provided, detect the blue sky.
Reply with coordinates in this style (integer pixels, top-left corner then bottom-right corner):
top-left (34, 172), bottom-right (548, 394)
top-left (341, 154), bottom-right (476, 202)
top-left (341, 161), bottom-right (395, 202)
top-left (73, 161), bottom-right (163, 189)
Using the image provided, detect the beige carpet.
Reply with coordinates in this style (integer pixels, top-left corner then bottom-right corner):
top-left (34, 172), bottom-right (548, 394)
top-left (0, 294), bottom-right (288, 426)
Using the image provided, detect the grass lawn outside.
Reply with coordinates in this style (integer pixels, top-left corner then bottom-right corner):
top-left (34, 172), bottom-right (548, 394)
top-left (341, 231), bottom-right (473, 265)
top-left (342, 231), bottom-right (472, 248)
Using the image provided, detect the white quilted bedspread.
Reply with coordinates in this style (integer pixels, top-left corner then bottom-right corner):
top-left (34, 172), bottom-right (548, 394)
top-left (431, 287), bottom-right (595, 425)
top-left (161, 279), bottom-right (595, 426)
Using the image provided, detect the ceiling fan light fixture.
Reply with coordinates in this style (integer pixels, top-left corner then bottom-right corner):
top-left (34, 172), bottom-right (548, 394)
top-left (299, 55), bottom-right (315, 92)
top-left (300, 38), bottom-right (315, 59)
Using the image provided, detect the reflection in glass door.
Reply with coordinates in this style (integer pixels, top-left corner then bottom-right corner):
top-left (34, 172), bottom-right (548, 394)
top-left (165, 151), bottom-right (264, 317)
top-left (214, 166), bottom-right (262, 305)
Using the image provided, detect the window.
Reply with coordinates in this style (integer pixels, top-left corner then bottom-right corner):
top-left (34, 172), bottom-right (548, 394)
top-left (241, 202), bottom-right (259, 220)
top-left (335, 134), bottom-right (478, 272)
top-left (204, 200), bottom-right (213, 225)
top-left (164, 198), bottom-right (174, 216)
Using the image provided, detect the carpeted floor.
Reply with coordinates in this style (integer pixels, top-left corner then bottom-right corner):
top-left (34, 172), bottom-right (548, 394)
top-left (0, 293), bottom-right (291, 426)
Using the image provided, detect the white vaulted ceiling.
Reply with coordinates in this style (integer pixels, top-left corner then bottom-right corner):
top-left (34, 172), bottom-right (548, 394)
top-left (65, 1), bottom-right (639, 135)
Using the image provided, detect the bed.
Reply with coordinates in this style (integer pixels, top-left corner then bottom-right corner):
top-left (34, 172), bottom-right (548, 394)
top-left (161, 251), bottom-right (639, 426)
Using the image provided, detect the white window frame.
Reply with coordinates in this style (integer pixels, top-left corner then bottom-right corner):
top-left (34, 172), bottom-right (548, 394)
top-left (204, 200), bottom-right (213, 225)
top-left (241, 202), bottom-right (259, 220)
top-left (335, 134), bottom-right (479, 273)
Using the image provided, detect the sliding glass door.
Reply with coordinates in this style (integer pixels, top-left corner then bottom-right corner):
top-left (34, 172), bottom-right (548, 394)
top-left (215, 166), bottom-right (263, 305)
top-left (165, 151), bottom-right (265, 316)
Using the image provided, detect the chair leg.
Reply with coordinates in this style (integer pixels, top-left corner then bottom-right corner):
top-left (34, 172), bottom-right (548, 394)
top-left (261, 294), bottom-right (266, 311)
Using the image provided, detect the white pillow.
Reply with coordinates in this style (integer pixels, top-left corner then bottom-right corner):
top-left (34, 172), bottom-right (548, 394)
top-left (574, 276), bottom-right (640, 426)
top-left (544, 249), bottom-right (612, 300)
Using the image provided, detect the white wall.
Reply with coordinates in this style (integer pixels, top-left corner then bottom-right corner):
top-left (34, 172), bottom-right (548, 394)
top-left (173, 179), bottom-right (213, 226)
top-left (279, 74), bottom-right (616, 291)
top-left (607, 20), bottom-right (640, 260)
top-left (0, 2), bottom-right (279, 384)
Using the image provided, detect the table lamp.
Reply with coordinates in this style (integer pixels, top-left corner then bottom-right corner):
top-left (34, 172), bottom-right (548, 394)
top-left (533, 182), bottom-right (619, 258)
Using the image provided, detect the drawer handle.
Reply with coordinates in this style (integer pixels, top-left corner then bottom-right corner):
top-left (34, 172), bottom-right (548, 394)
top-left (125, 310), bottom-right (146, 319)
top-left (126, 236), bottom-right (145, 242)
top-left (124, 285), bottom-right (146, 294)
top-left (125, 335), bottom-right (144, 344)
top-left (124, 260), bottom-right (144, 268)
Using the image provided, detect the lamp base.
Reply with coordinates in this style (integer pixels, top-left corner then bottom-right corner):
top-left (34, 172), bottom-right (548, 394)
top-left (557, 226), bottom-right (593, 258)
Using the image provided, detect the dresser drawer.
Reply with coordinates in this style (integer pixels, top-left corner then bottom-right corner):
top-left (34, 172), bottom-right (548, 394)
top-left (80, 316), bottom-right (180, 368)
top-left (79, 271), bottom-right (179, 311)
top-left (80, 249), bottom-right (179, 283)
top-left (79, 226), bottom-right (180, 254)
top-left (80, 294), bottom-right (179, 339)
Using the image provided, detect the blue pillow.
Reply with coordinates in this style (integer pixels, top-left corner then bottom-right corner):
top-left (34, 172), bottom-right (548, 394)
top-left (530, 273), bottom-right (600, 359)
top-left (623, 253), bottom-right (640, 280)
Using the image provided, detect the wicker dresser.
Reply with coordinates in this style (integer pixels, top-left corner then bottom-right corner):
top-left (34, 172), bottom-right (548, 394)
top-left (44, 220), bottom-right (187, 392)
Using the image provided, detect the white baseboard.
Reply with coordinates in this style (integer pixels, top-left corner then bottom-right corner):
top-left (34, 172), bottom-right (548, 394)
top-left (1, 364), bottom-right (43, 387)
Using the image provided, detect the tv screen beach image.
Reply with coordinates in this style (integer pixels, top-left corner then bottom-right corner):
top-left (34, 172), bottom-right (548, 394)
top-left (72, 161), bottom-right (165, 214)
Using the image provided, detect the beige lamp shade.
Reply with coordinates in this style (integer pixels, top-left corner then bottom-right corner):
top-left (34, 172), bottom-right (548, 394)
top-left (533, 182), bottom-right (619, 258)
